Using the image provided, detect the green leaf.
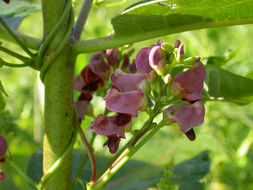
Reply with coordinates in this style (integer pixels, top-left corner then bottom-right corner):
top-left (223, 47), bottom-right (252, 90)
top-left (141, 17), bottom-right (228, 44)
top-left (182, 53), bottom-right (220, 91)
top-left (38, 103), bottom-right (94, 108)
top-left (111, 0), bottom-right (253, 41)
top-left (245, 70), bottom-right (253, 80)
top-left (206, 48), bottom-right (240, 67)
top-left (0, 0), bottom-right (41, 30)
top-left (0, 80), bottom-right (8, 97)
top-left (204, 65), bottom-right (253, 104)
top-left (169, 151), bottom-right (210, 183)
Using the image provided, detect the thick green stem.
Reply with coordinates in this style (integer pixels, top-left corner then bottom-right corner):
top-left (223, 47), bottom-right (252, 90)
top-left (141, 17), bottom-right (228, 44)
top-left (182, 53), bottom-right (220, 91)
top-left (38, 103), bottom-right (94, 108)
top-left (42, 0), bottom-right (75, 189)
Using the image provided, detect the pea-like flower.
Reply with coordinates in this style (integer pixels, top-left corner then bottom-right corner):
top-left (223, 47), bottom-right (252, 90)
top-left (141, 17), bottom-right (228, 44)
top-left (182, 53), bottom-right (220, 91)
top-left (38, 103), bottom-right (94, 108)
top-left (88, 113), bottom-right (132, 154)
top-left (163, 101), bottom-right (205, 141)
top-left (105, 69), bottom-right (147, 117)
top-left (172, 62), bottom-right (206, 102)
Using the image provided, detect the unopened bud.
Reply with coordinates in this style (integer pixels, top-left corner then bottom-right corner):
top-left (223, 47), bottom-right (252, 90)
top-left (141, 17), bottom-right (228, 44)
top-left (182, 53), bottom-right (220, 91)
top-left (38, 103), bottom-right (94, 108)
top-left (149, 46), bottom-right (165, 77)
top-left (0, 136), bottom-right (7, 157)
top-left (163, 74), bottom-right (171, 84)
top-left (174, 40), bottom-right (181, 48)
top-left (161, 43), bottom-right (174, 53)
top-left (183, 56), bottom-right (201, 65)
top-left (176, 44), bottom-right (184, 63)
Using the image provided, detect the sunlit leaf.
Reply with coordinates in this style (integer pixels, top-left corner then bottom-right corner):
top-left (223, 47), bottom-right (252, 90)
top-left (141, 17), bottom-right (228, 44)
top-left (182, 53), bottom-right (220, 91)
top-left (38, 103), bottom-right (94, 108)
top-left (0, 80), bottom-right (8, 97)
top-left (112, 0), bottom-right (253, 42)
top-left (204, 65), bottom-right (253, 105)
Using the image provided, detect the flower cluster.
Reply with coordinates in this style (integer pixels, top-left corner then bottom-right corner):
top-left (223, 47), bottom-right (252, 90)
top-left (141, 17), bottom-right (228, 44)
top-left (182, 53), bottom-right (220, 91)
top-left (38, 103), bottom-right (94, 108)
top-left (88, 69), bottom-right (147, 153)
top-left (0, 135), bottom-right (7, 180)
top-left (136, 40), bottom-right (206, 141)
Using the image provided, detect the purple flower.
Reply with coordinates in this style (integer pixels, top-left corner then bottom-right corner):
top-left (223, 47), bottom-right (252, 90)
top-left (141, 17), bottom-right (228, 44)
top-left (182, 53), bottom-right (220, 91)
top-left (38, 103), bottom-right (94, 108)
top-left (163, 101), bottom-right (205, 141)
top-left (88, 113), bottom-right (132, 153)
top-left (106, 49), bottom-right (120, 67)
top-left (105, 69), bottom-right (147, 117)
top-left (135, 47), bottom-right (154, 78)
top-left (172, 62), bottom-right (206, 102)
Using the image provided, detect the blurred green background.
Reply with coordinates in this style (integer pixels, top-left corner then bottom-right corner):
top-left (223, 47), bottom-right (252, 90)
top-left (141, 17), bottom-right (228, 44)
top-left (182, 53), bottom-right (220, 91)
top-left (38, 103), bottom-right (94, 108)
top-left (1, 0), bottom-right (253, 189)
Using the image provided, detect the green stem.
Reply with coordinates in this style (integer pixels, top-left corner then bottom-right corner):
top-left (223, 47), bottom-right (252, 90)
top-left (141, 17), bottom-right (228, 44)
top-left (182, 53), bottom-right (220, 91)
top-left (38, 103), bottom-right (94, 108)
top-left (72, 133), bottom-right (96, 189)
top-left (39, 121), bottom-right (77, 189)
top-left (39, 7), bottom-right (74, 81)
top-left (0, 17), bottom-right (34, 57)
top-left (77, 119), bottom-right (97, 184)
top-left (0, 28), bottom-right (41, 50)
top-left (94, 117), bottom-right (169, 188)
top-left (0, 58), bottom-right (33, 68)
top-left (0, 45), bottom-right (30, 62)
top-left (72, 18), bottom-right (253, 54)
top-left (37, 0), bottom-right (72, 68)
top-left (72, 0), bottom-right (94, 41)
top-left (6, 157), bottom-right (39, 190)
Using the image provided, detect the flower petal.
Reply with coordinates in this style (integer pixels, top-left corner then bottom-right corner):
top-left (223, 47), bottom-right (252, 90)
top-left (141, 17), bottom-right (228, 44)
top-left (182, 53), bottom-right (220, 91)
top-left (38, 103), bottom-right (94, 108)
top-left (103, 137), bottom-right (121, 154)
top-left (110, 69), bottom-right (146, 92)
top-left (135, 47), bottom-right (153, 76)
top-left (106, 49), bottom-right (120, 67)
top-left (88, 114), bottom-right (131, 138)
top-left (105, 88), bottom-right (146, 117)
top-left (149, 46), bottom-right (165, 76)
top-left (74, 75), bottom-right (86, 92)
top-left (164, 101), bottom-right (205, 133)
top-left (172, 62), bottom-right (206, 101)
top-left (74, 100), bottom-right (91, 119)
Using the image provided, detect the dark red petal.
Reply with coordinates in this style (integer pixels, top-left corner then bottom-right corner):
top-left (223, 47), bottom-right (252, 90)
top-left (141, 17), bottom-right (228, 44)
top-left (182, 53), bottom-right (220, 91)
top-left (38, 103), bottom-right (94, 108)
top-left (0, 136), bottom-right (7, 157)
top-left (103, 137), bottom-right (121, 154)
top-left (88, 114), bottom-right (127, 138)
top-left (185, 129), bottom-right (196, 141)
top-left (122, 54), bottom-right (130, 68)
top-left (106, 49), bottom-right (119, 66)
top-left (163, 101), bottom-right (205, 133)
top-left (0, 157), bottom-right (5, 163)
top-left (115, 113), bottom-right (132, 126)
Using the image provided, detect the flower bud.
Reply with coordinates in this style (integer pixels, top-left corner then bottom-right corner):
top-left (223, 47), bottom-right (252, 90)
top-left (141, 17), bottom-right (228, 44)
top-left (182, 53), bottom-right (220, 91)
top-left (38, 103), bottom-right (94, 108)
top-left (106, 49), bottom-right (120, 67)
top-left (161, 43), bottom-right (174, 53)
top-left (163, 74), bottom-right (171, 84)
top-left (176, 44), bottom-right (184, 63)
top-left (183, 56), bottom-right (201, 65)
top-left (174, 40), bottom-right (181, 48)
top-left (149, 46), bottom-right (165, 77)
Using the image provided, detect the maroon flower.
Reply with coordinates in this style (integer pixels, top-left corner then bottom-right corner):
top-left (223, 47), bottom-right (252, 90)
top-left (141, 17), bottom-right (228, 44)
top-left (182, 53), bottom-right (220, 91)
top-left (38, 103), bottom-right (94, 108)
top-left (103, 137), bottom-right (121, 154)
top-left (106, 49), bottom-right (119, 67)
top-left (172, 62), bottom-right (206, 102)
top-left (88, 113), bottom-right (132, 153)
top-left (163, 101), bottom-right (205, 141)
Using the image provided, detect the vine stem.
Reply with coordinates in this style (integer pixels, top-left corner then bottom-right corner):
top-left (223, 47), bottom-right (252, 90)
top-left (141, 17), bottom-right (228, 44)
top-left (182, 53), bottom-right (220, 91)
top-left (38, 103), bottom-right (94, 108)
top-left (94, 117), bottom-right (169, 188)
top-left (5, 157), bottom-right (39, 190)
top-left (0, 45), bottom-right (30, 62)
top-left (0, 17), bottom-right (34, 57)
top-left (72, 0), bottom-right (94, 41)
top-left (76, 118), bottom-right (97, 184)
top-left (72, 132), bottom-right (96, 189)
top-left (0, 58), bottom-right (33, 68)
